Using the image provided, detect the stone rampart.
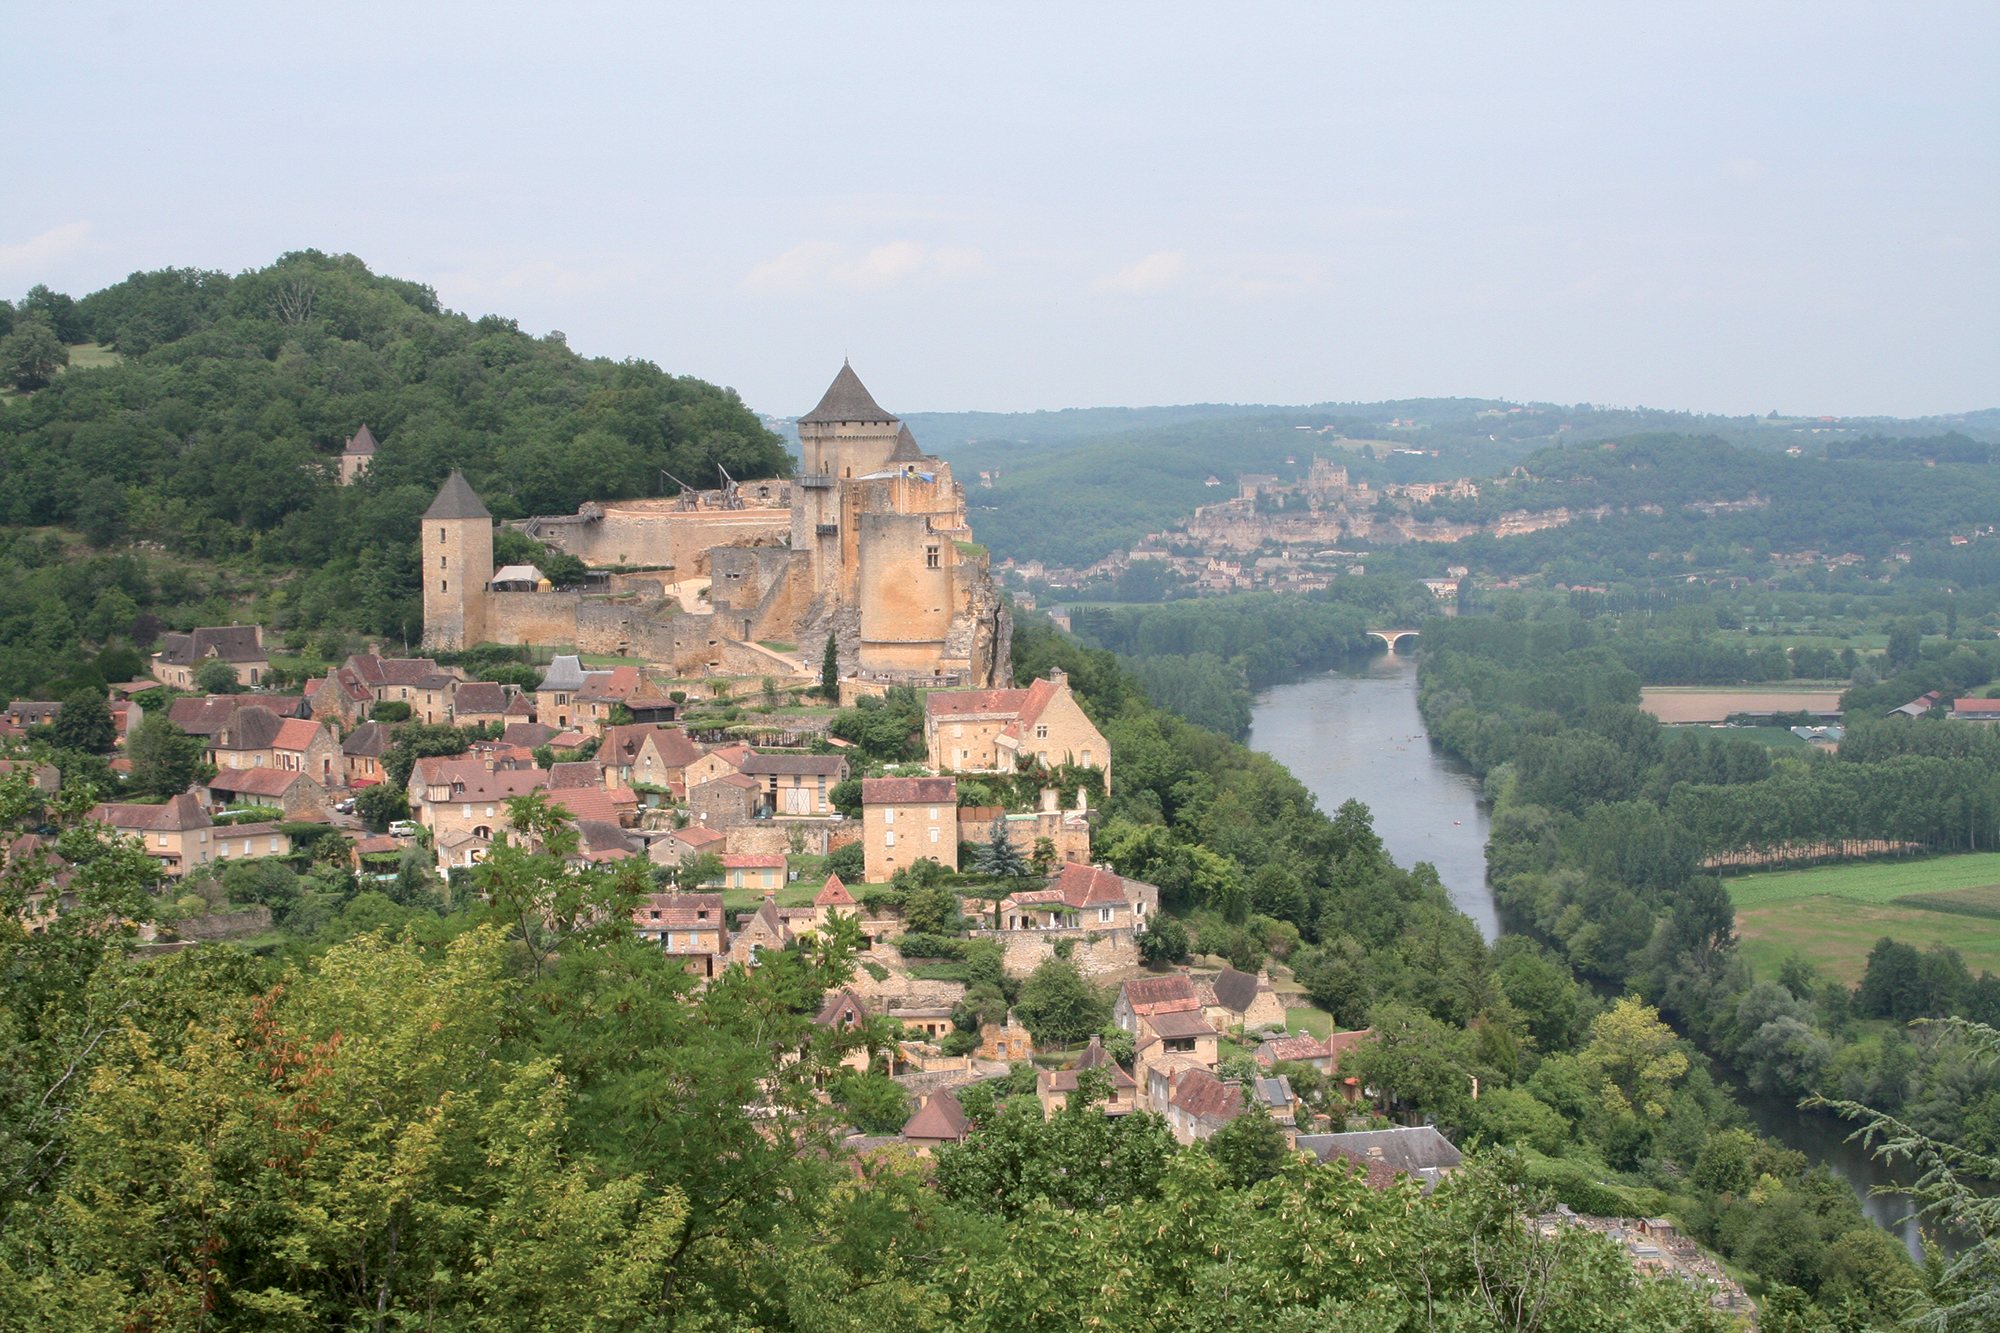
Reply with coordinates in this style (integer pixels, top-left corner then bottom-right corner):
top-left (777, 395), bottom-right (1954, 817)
top-left (974, 926), bottom-right (1141, 979)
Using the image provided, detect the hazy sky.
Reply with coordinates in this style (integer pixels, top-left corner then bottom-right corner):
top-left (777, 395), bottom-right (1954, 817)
top-left (5, 3), bottom-right (1995, 419)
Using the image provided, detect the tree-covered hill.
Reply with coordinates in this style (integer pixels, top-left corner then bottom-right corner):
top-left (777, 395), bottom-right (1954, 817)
top-left (0, 252), bottom-right (789, 644)
top-left (930, 399), bottom-right (1997, 570)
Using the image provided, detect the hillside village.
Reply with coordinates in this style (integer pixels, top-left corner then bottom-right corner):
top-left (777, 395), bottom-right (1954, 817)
top-left (0, 364), bottom-right (1473, 1189)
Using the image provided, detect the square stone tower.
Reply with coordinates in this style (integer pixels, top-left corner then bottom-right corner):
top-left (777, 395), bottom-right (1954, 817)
top-left (792, 361), bottom-right (902, 598)
top-left (422, 471), bottom-right (493, 649)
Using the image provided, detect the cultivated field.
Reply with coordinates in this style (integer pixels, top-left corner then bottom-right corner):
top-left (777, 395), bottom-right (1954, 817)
top-left (1729, 854), bottom-right (2000, 984)
top-left (1639, 686), bottom-right (1844, 725)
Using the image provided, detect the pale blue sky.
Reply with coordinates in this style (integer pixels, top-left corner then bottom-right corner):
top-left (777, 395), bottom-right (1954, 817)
top-left (4, 2), bottom-right (1994, 418)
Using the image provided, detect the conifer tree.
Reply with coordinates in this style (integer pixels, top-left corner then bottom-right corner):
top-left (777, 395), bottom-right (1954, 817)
top-left (819, 633), bottom-right (839, 701)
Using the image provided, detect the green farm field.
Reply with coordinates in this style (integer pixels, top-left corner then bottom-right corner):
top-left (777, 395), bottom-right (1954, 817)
top-left (1730, 855), bottom-right (2000, 985)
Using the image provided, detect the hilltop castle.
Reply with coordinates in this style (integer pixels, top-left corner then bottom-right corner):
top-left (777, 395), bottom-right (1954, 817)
top-left (421, 362), bottom-right (1012, 689)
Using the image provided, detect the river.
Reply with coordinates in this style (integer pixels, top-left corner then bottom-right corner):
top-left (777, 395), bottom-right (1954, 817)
top-left (1249, 651), bottom-right (1949, 1257)
top-left (1248, 651), bottom-right (1499, 941)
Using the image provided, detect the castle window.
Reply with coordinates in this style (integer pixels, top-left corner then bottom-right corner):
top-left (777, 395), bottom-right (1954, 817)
top-left (925, 545), bottom-right (940, 569)
top-left (440, 556), bottom-right (447, 569)
top-left (441, 580), bottom-right (448, 592)
top-left (439, 528), bottom-right (446, 543)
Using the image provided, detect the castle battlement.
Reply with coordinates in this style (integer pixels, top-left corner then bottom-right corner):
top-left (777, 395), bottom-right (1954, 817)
top-left (422, 362), bottom-right (1010, 689)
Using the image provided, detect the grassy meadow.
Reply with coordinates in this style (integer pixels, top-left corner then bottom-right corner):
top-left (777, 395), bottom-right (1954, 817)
top-left (1729, 854), bottom-right (2000, 985)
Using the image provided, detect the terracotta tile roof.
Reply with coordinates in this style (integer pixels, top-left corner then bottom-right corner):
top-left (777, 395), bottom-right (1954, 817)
top-left (91, 791), bottom-right (211, 833)
top-left (1143, 1007), bottom-right (1217, 1040)
top-left (600, 724), bottom-right (702, 770)
top-left (352, 834), bottom-right (404, 856)
top-left (1042, 1035), bottom-right (1137, 1092)
top-left (699, 773), bottom-right (761, 793)
top-left (548, 760), bottom-right (606, 789)
top-left (209, 768), bottom-right (305, 798)
top-left (347, 653), bottom-right (447, 689)
top-left (1048, 862), bottom-right (1131, 909)
top-left (1166, 1067), bottom-right (1243, 1124)
top-left (632, 892), bottom-right (725, 930)
top-left (501, 722), bottom-right (558, 748)
top-left (413, 759), bottom-right (548, 803)
top-left (271, 718), bottom-right (325, 752)
top-left (1325, 1028), bottom-right (1376, 1063)
top-left (1122, 974), bottom-right (1200, 1014)
top-left (454, 681), bottom-right (529, 716)
top-left (862, 776), bottom-right (957, 805)
top-left (924, 688), bottom-right (1031, 719)
top-left (578, 665), bottom-right (643, 701)
top-left (1256, 1033), bottom-right (1334, 1065)
top-left (671, 826), bottom-right (726, 850)
top-left (547, 787), bottom-right (626, 826)
top-left (721, 854), bottom-right (787, 870)
top-left (814, 874), bottom-right (856, 907)
top-left (815, 986), bottom-right (870, 1028)
top-left (901, 1089), bottom-right (967, 1142)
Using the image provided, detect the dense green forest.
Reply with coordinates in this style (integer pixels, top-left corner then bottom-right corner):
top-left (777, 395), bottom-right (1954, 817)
top-left (922, 397), bottom-right (1994, 570)
top-left (0, 255), bottom-right (788, 686)
top-left (1415, 613), bottom-right (2000, 1164)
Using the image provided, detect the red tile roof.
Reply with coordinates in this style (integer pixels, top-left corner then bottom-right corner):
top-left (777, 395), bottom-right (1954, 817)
top-left (1122, 973), bottom-right (1201, 1015)
top-left (924, 687), bottom-right (1031, 719)
top-left (720, 854), bottom-right (787, 870)
top-left (209, 768), bottom-right (305, 798)
top-left (862, 776), bottom-right (957, 805)
top-left (814, 874), bottom-right (856, 906)
top-left (271, 718), bottom-right (325, 752)
top-left (901, 1089), bottom-right (966, 1142)
top-left (91, 791), bottom-right (210, 833)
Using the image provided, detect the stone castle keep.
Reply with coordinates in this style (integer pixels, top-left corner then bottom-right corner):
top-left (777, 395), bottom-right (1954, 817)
top-left (421, 362), bottom-right (1012, 687)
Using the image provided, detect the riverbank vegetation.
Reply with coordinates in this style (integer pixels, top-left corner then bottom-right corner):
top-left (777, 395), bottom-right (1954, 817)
top-left (1415, 607), bottom-right (2000, 1201)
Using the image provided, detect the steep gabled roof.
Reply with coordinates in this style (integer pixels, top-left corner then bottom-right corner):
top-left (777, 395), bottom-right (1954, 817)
top-left (888, 422), bottom-right (927, 464)
top-left (815, 986), bottom-right (870, 1028)
top-left (799, 361), bottom-right (895, 425)
top-left (423, 471), bottom-right (491, 521)
top-left (538, 655), bottom-right (589, 692)
top-left (1050, 862), bottom-right (1131, 909)
top-left (1166, 1067), bottom-right (1243, 1124)
top-left (901, 1089), bottom-right (966, 1142)
top-left (344, 424), bottom-right (380, 456)
top-left (342, 721), bottom-right (392, 758)
top-left (91, 791), bottom-right (211, 833)
top-left (814, 874), bottom-right (856, 907)
top-left (1210, 967), bottom-right (1260, 1015)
